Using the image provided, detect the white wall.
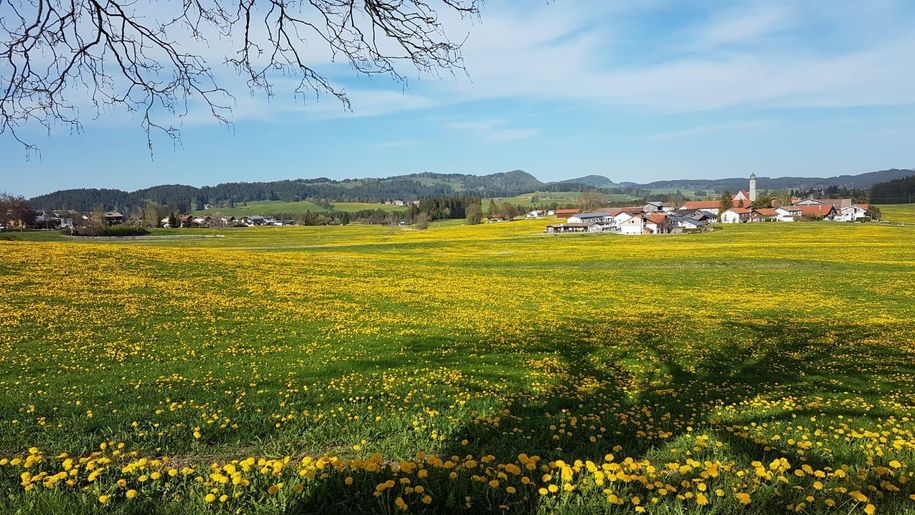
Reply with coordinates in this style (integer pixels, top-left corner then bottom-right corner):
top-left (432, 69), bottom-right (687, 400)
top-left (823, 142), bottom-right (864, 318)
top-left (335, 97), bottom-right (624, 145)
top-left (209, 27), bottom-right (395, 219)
top-left (720, 211), bottom-right (742, 224)
top-left (619, 220), bottom-right (643, 235)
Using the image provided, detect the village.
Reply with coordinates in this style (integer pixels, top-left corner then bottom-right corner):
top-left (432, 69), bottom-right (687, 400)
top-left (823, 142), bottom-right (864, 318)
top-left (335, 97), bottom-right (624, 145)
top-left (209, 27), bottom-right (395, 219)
top-left (539, 174), bottom-right (875, 235)
top-left (5, 175), bottom-right (876, 235)
top-left (16, 211), bottom-right (297, 231)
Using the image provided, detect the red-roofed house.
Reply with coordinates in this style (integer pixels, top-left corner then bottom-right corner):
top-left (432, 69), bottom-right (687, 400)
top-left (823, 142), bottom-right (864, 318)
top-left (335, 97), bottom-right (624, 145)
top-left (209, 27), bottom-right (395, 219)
top-left (732, 191), bottom-right (752, 208)
top-left (755, 208), bottom-right (778, 220)
top-left (720, 207), bottom-right (755, 223)
top-left (555, 208), bottom-right (581, 219)
top-left (793, 204), bottom-right (837, 220)
top-left (682, 200), bottom-right (720, 213)
top-left (645, 213), bottom-right (669, 234)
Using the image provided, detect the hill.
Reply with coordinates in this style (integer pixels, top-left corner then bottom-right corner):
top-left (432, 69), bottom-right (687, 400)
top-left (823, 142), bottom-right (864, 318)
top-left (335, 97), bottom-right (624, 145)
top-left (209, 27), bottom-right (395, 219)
top-left (623, 168), bottom-right (914, 192)
top-left (557, 175), bottom-right (616, 188)
top-left (870, 173), bottom-right (915, 204)
top-left (29, 171), bottom-right (548, 213)
top-left (28, 168), bottom-right (913, 212)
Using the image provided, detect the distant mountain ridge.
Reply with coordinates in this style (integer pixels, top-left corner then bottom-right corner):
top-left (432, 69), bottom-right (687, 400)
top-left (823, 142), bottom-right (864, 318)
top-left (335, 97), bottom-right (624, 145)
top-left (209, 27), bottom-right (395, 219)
top-left (29, 168), bottom-right (913, 212)
top-left (620, 169), bottom-right (915, 192)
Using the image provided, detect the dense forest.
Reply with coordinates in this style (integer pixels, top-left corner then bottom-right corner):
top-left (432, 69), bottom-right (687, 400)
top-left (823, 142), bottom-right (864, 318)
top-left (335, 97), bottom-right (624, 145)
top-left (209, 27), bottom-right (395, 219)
top-left (870, 174), bottom-right (915, 204)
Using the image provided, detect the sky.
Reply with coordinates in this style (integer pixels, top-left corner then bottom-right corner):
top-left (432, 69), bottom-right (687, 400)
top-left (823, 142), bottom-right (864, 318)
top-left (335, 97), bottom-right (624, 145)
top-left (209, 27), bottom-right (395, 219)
top-left (3, 0), bottom-right (915, 197)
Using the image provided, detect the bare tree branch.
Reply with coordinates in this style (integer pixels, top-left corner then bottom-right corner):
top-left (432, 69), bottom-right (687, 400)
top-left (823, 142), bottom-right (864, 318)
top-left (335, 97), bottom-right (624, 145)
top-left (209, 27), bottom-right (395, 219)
top-left (0, 0), bottom-right (479, 154)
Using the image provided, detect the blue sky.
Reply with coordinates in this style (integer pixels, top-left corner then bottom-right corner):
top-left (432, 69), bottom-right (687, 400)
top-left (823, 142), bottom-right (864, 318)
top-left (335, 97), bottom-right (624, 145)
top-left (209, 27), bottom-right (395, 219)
top-left (4, 0), bottom-right (915, 197)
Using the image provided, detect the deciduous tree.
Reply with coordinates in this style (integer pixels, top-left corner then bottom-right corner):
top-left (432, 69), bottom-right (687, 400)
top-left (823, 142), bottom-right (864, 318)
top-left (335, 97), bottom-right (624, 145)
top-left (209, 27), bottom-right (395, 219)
top-left (1, 0), bottom-right (480, 152)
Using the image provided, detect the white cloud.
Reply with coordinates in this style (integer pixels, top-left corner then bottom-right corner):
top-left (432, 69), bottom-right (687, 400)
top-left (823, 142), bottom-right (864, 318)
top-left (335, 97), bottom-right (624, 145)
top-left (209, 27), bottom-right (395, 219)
top-left (29, 0), bottom-right (915, 128)
top-left (427, 0), bottom-right (915, 113)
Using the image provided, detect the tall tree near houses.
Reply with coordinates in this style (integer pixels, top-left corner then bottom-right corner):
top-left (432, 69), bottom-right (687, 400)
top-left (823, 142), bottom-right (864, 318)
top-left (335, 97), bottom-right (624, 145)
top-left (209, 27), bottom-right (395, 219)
top-left (0, 192), bottom-right (36, 229)
top-left (0, 0), bottom-right (480, 153)
top-left (718, 191), bottom-right (733, 220)
top-left (465, 202), bottom-right (482, 225)
top-left (579, 189), bottom-right (608, 212)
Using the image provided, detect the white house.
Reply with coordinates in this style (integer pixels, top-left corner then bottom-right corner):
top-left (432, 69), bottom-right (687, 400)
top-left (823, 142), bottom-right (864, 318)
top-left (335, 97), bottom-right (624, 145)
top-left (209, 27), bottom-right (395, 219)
top-left (774, 207), bottom-right (801, 222)
top-left (721, 208), bottom-right (753, 224)
top-left (619, 214), bottom-right (645, 235)
top-left (834, 204), bottom-right (869, 222)
top-left (613, 211), bottom-right (634, 227)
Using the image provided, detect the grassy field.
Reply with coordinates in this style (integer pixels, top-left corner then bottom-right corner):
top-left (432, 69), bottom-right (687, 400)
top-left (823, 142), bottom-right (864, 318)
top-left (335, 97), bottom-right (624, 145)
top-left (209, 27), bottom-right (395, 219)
top-left (192, 200), bottom-right (407, 216)
top-left (877, 204), bottom-right (915, 224)
top-left (1, 215), bottom-right (914, 513)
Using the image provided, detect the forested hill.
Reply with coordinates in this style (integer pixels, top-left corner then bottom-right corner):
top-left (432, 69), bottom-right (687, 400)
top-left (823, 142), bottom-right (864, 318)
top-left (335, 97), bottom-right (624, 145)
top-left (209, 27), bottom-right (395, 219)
top-left (870, 174), bottom-right (915, 203)
top-left (620, 168), bottom-right (914, 192)
top-left (29, 168), bottom-right (914, 212)
top-left (30, 171), bottom-right (578, 212)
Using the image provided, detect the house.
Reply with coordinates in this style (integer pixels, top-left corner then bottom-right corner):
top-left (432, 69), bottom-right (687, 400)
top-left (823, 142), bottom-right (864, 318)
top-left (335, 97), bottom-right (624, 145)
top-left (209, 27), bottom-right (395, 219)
top-left (681, 201), bottom-right (721, 214)
top-left (754, 208), bottom-right (778, 221)
top-left (545, 223), bottom-right (589, 234)
top-left (720, 207), bottom-right (754, 223)
top-left (33, 211), bottom-right (63, 229)
top-left (567, 212), bottom-right (612, 225)
top-left (619, 214), bottom-right (645, 235)
top-left (644, 213), bottom-right (669, 234)
top-left (588, 222), bottom-right (615, 233)
top-left (774, 207), bottom-right (801, 222)
top-left (642, 201), bottom-right (666, 213)
top-left (555, 208), bottom-right (581, 219)
top-left (160, 216), bottom-right (172, 228)
top-left (793, 204), bottom-right (837, 220)
top-left (612, 210), bottom-right (634, 228)
top-left (52, 210), bottom-right (84, 229)
top-left (488, 214), bottom-right (507, 223)
top-left (526, 210), bottom-right (545, 218)
top-left (732, 191), bottom-right (752, 207)
top-left (834, 204), bottom-right (870, 222)
top-left (676, 208), bottom-right (717, 223)
top-left (817, 199), bottom-right (854, 210)
top-left (667, 213), bottom-right (707, 231)
top-left (795, 198), bottom-right (823, 206)
top-left (103, 211), bottom-right (124, 225)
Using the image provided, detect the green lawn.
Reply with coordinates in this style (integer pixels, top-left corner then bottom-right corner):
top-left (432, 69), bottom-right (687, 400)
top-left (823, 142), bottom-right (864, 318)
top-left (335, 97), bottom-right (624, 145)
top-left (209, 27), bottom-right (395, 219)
top-left (0, 221), bottom-right (913, 513)
top-left (877, 203), bottom-right (915, 223)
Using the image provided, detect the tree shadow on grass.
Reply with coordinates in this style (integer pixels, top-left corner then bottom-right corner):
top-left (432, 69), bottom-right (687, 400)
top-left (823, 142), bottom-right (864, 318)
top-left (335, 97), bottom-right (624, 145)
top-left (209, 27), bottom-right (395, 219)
top-left (436, 316), bottom-right (914, 504)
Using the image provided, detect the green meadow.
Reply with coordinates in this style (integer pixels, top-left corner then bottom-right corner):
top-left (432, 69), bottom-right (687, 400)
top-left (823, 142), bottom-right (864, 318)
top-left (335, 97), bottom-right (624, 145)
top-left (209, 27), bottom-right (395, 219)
top-left (0, 209), bottom-right (913, 513)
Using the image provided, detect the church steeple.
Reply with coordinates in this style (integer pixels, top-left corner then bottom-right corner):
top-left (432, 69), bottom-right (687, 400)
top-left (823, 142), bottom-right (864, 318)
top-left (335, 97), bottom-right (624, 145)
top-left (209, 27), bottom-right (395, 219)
top-left (749, 173), bottom-right (757, 202)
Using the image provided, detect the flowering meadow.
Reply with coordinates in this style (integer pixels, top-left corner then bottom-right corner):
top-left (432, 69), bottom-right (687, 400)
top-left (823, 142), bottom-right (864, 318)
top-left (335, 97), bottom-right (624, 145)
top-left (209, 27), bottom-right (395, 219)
top-left (1, 219), bottom-right (914, 513)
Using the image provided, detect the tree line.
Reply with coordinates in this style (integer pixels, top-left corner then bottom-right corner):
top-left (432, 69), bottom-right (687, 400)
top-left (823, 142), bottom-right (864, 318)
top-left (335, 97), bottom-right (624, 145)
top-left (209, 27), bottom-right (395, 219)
top-left (870, 175), bottom-right (915, 204)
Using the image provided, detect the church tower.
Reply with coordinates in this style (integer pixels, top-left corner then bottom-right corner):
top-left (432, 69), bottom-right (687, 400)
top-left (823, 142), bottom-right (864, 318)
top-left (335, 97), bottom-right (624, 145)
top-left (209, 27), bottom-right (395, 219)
top-left (749, 173), bottom-right (757, 202)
